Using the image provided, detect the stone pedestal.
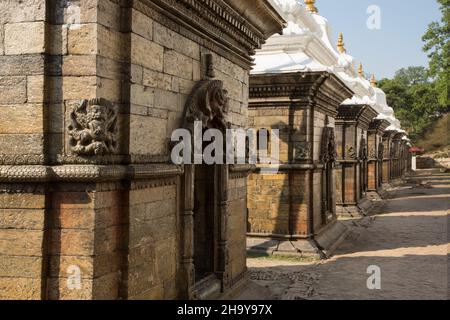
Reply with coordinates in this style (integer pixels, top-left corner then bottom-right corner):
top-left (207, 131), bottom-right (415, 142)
top-left (0, 0), bottom-right (284, 300)
top-left (246, 72), bottom-right (353, 257)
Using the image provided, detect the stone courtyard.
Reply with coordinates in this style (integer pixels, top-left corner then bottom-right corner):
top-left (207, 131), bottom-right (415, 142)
top-left (243, 169), bottom-right (449, 300)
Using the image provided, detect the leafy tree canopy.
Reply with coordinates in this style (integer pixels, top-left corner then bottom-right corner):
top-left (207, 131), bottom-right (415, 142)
top-left (378, 0), bottom-right (449, 144)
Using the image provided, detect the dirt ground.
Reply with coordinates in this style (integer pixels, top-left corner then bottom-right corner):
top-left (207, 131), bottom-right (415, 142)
top-left (241, 170), bottom-right (449, 300)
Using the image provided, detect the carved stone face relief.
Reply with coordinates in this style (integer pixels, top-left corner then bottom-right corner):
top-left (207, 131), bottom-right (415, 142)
top-left (68, 98), bottom-right (118, 156)
top-left (184, 80), bottom-right (230, 132)
top-left (294, 142), bottom-right (311, 160)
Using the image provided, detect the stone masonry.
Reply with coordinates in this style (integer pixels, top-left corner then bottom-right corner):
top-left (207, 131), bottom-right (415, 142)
top-left (0, 0), bottom-right (284, 300)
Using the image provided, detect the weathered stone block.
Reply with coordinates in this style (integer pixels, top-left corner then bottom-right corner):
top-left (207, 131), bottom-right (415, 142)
top-left (153, 22), bottom-right (175, 49)
top-left (0, 134), bottom-right (44, 155)
top-left (0, 76), bottom-right (27, 104)
top-left (163, 50), bottom-right (193, 80)
top-left (50, 229), bottom-right (94, 256)
top-left (4, 22), bottom-right (45, 54)
top-left (0, 277), bottom-right (41, 300)
top-left (97, 56), bottom-right (124, 80)
top-left (173, 33), bottom-right (200, 61)
top-left (0, 0), bottom-right (45, 23)
top-left (98, 0), bottom-right (121, 30)
top-left (0, 229), bottom-right (44, 256)
top-left (0, 256), bottom-right (42, 278)
top-left (62, 55), bottom-right (97, 76)
top-left (132, 9), bottom-right (153, 41)
top-left (68, 23), bottom-right (97, 55)
top-left (130, 84), bottom-right (155, 107)
top-left (97, 24), bottom-right (127, 61)
top-left (130, 115), bottom-right (167, 155)
top-left (0, 104), bottom-right (43, 134)
top-left (97, 77), bottom-right (121, 103)
top-left (131, 34), bottom-right (164, 72)
top-left (62, 76), bottom-right (97, 100)
top-left (27, 75), bottom-right (45, 103)
top-left (143, 69), bottom-right (172, 91)
top-left (131, 64), bottom-right (143, 84)
top-left (0, 209), bottom-right (44, 230)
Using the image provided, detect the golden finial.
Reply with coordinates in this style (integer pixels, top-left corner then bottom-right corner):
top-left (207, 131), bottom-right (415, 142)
top-left (370, 74), bottom-right (377, 87)
top-left (358, 63), bottom-right (364, 77)
top-left (337, 32), bottom-right (346, 54)
top-left (304, 0), bottom-right (318, 14)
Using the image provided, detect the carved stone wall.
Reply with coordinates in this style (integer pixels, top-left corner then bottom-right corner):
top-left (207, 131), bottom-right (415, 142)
top-left (247, 72), bottom-right (353, 252)
top-left (0, 0), bottom-right (284, 300)
top-left (335, 105), bottom-right (377, 213)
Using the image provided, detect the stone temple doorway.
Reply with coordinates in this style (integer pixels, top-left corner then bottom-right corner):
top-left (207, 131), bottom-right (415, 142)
top-left (193, 162), bottom-right (218, 282)
top-left (179, 76), bottom-right (232, 299)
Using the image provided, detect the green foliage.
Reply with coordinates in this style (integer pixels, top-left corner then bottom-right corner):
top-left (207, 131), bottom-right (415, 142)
top-left (379, 0), bottom-right (449, 144)
top-left (422, 0), bottom-right (449, 107)
top-left (379, 67), bottom-right (442, 141)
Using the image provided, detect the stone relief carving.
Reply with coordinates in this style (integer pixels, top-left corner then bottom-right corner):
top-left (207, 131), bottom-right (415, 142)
top-left (68, 98), bottom-right (118, 156)
top-left (320, 126), bottom-right (337, 163)
top-left (294, 142), bottom-right (311, 160)
top-left (359, 137), bottom-right (368, 160)
top-left (369, 147), bottom-right (377, 159)
top-left (345, 145), bottom-right (356, 160)
top-left (378, 143), bottom-right (385, 160)
top-left (183, 80), bottom-right (230, 132)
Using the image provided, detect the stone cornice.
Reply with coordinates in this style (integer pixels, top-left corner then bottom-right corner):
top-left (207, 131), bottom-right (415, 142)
top-left (0, 164), bottom-right (183, 183)
top-left (249, 71), bottom-right (354, 117)
top-left (383, 130), bottom-right (396, 139)
top-left (392, 132), bottom-right (406, 141)
top-left (369, 119), bottom-right (391, 135)
top-left (137, 0), bottom-right (285, 67)
top-left (336, 104), bottom-right (378, 130)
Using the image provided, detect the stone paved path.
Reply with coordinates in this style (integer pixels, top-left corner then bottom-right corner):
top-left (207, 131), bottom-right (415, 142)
top-left (243, 170), bottom-right (449, 300)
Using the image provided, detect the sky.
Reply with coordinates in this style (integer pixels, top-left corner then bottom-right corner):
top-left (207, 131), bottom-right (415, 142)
top-left (316, 0), bottom-right (441, 79)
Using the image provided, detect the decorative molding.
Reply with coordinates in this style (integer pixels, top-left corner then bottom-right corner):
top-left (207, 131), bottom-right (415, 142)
top-left (0, 154), bottom-right (45, 165)
top-left (369, 119), bottom-right (390, 135)
top-left (337, 105), bottom-right (378, 130)
top-left (136, 0), bottom-right (285, 68)
top-left (229, 164), bottom-right (256, 178)
top-left (250, 72), bottom-right (354, 117)
top-left (0, 164), bottom-right (183, 183)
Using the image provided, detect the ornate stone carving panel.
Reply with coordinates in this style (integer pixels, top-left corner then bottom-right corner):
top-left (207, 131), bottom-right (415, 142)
top-left (68, 98), bottom-right (119, 157)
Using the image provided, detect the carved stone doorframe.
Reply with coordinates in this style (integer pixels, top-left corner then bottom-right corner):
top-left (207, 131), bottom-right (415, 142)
top-left (178, 55), bottom-right (231, 299)
top-left (320, 116), bottom-right (337, 224)
top-left (359, 135), bottom-right (368, 199)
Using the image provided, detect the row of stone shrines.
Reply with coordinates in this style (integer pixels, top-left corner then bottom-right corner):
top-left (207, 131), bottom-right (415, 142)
top-left (0, 0), bottom-right (410, 300)
top-left (247, 75), bottom-right (411, 256)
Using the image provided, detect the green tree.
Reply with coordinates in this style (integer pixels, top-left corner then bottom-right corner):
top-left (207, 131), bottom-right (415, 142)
top-left (394, 66), bottom-right (429, 86)
top-left (422, 0), bottom-right (449, 107)
top-left (379, 67), bottom-right (441, 141)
